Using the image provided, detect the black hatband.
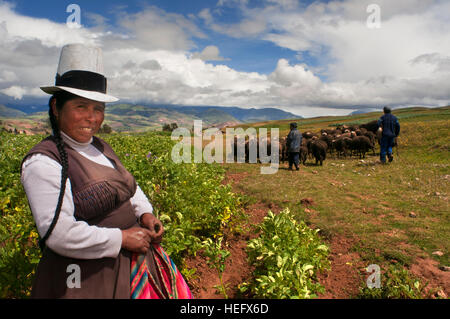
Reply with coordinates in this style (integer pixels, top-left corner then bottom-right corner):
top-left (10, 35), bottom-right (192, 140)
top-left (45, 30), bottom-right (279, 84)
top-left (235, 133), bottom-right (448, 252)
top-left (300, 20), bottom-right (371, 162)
top-left (55, 70), bottom-right (107, 93)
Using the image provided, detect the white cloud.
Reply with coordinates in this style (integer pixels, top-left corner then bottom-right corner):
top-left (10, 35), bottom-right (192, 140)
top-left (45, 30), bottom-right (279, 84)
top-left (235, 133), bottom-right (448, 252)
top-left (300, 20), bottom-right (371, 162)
top-left (269, 59), bottom-right (321, 87)
top-left (112, 6), bottom-right (206, 51)
top-left (104, 48), bottom-right (270, 106)
top-left (0, 70), bottom-right (17, 82)
top-left (192, 45), bottom-right (229, 61)
top-left (0, 85), bottom-right (31, 99)
top-left (0, 2), bottom-right (97, 47)
top-left (198, 8), bottom-right (213, 25)
top-left (0, 0), bottom-right (448, 117)
top-left (203, 0), bottom-right (450, 110)
top-left (410, 52), bottom-right (450, 72)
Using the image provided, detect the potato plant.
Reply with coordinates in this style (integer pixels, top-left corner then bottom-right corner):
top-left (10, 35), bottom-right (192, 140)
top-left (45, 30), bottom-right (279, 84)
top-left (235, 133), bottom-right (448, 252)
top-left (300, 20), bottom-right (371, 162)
top-left (241, 209), bottom-right (330, 299)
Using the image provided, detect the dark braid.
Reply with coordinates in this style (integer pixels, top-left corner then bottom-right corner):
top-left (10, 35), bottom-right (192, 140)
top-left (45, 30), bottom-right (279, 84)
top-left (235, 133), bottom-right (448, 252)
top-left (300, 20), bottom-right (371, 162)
top-left (39, 92), bottom-right (76, 250)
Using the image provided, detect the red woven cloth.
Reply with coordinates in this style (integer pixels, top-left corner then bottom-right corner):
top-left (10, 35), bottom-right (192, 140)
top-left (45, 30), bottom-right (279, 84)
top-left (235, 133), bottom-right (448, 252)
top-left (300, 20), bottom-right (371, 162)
top-left (130, 244), bottom-right (193, 299)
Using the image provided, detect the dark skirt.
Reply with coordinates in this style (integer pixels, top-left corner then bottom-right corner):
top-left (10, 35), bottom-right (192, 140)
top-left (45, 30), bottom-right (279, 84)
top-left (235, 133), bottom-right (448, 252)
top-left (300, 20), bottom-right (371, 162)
top-left (31, 246), bottom-right (132, 299)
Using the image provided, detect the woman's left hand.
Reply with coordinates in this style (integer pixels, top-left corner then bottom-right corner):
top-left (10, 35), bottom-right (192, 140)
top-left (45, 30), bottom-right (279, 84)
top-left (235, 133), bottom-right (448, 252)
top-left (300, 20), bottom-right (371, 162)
top-left (139, 213), bottom-right (164, 244)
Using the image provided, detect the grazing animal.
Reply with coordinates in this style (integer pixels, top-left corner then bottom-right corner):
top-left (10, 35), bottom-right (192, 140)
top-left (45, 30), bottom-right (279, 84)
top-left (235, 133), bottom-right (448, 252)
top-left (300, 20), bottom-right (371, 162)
top-left (299, 145), bottom-right (308, 165)
top-left (279, 137), bottom-right (287, 163)
top-left (332, 137), bottom-right (352, 158)
top-left (363, 131), bottom-right (377, 155)
top-left (349, 135), bottom-right (373, 159)
top-left (311, 139), bottom-right (327, 165)
top-left (320, 134), bottom-right (333, 155)
top-left (360, 120), bottom-right (379, 134)
top-left (302, 131), bottom-right (317, 139)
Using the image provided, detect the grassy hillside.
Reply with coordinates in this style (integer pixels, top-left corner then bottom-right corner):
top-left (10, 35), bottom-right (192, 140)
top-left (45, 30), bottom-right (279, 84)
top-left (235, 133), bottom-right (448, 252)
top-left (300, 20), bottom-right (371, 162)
top-left (223, 105), bottom-right (449, 297)
top-left (0, 105), bottom-right (447, 298)
top-left (0, 105), bottom-right (26, 118)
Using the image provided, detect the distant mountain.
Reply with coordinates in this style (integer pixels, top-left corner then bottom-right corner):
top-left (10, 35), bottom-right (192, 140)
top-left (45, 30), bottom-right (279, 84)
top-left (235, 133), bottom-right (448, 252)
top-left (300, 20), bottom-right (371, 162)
top-left (0, 105), bottom-right (27, 117)
top-left (1, 103), bottom-right (303, 133)
top-left (163, 105), bottom-right (301, 123)
top-left (349, 108), bottom-right (380, 115)
top-left (2, 104), bottom-right (48, 115)
top-left (218, 107), bottom-right (301, 123)
top-left (103, 104), bottom-right (301, 130)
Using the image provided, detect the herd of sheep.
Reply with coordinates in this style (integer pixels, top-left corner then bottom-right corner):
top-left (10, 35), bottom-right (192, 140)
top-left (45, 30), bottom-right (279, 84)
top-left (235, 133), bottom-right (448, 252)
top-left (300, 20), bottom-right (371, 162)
top-left (280, 120), bottom-right (381, 166)
top-left (230, 120), bottom-right (383, 166)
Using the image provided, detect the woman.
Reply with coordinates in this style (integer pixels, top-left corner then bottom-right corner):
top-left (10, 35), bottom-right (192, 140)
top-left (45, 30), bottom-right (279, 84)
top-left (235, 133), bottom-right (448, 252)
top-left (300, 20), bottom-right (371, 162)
top-left (21, 44), bottom-right (192, 298)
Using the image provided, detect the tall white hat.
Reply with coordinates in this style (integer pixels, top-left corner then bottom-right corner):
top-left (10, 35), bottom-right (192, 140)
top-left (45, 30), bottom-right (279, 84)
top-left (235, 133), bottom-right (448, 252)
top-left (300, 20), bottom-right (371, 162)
top-left (41, 43), bottom-right (118, 102)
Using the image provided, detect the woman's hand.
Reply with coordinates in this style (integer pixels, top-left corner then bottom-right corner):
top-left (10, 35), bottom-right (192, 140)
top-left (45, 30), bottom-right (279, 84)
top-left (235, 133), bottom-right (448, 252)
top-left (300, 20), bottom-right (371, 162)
top-left (121, 227), bottom-right (153, 254)
top-left (139, 213), bottom-right (164, 244)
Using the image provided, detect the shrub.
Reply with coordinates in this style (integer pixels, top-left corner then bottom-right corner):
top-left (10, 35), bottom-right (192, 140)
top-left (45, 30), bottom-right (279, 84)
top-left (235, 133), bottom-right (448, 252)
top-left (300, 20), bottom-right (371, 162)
top-left (358, 264), bottom-right (433, 299)
top-left (240, 208), bottom-right (330, 299)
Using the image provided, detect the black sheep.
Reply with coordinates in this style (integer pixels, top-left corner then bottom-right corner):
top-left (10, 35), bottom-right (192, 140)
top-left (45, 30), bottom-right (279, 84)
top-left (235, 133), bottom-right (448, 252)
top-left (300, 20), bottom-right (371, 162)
top-left (320, 134), bottom-right (333, 154)
top-left (279, 137), bottom-right (287, 163)
top-left (311, 139), bottom-right (327, 165)
top-left (359, 120), bottom-right (379, 134)
top-left (349, 136), bottom-right (372, 159)
top-left (332, 137), bottom-right (352, 158)
top-left (299, 145), bottom-right (308, 165)
top-left (363, 131), bottom-right (377, 155)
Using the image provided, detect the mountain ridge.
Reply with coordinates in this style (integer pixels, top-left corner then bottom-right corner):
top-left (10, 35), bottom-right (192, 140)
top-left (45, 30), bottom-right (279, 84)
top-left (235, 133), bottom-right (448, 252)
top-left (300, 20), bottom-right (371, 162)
top-left (1, 103), bottom-right (303, 133)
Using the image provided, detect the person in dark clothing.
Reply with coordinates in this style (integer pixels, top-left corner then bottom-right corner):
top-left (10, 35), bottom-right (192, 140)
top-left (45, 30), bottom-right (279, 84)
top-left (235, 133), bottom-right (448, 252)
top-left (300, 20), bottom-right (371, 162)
top-left (286, 122), bottom-right (302, 170)
top-left (377, 106), bottom-right (400, 163)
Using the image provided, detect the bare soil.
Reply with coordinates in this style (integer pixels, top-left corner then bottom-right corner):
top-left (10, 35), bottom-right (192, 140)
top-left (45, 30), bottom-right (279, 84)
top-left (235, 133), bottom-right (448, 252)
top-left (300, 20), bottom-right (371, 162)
top-left (186, 170), bottom-right (365, 299)
top-left (316, 235), bottom-right (365, 299)
top-left (186, 169), bottom-right (449, 299)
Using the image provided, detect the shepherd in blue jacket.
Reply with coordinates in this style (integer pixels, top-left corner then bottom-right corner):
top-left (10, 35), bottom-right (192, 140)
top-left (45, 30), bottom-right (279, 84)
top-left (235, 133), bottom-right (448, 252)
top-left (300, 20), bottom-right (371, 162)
top-left (377, 106), bottom-right (400, 164)
top-left (286, 122), bottom-right (302, 171)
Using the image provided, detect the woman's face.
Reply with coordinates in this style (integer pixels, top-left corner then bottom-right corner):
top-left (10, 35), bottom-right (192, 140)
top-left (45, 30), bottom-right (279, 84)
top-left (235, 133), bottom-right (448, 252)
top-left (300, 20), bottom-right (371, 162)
top-left (52, 96), bottom-right (105, 143)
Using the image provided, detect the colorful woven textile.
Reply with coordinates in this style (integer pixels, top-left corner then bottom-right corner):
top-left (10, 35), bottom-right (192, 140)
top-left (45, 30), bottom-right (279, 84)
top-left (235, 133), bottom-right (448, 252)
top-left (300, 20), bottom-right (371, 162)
top-left (130, 244), bottom-right (193, 299)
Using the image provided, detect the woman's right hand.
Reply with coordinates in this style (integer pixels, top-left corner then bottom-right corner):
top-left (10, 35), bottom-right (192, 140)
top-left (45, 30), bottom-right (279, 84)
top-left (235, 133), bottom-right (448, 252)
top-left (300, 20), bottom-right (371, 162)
top-left (121, 227), bottom-right (153, 254)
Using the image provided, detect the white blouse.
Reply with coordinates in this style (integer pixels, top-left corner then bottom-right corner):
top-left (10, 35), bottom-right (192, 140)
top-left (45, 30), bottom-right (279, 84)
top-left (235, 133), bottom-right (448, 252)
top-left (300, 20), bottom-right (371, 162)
top-left (21, 132), bottom-right (154, 259)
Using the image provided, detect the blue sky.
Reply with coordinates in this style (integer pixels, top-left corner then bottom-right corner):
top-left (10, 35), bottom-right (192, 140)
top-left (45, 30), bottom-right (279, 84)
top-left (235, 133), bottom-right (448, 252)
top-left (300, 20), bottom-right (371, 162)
top-left (0, 0), bottom-right (449, 117)
top-left (9, 0), bottom-right (310, 74)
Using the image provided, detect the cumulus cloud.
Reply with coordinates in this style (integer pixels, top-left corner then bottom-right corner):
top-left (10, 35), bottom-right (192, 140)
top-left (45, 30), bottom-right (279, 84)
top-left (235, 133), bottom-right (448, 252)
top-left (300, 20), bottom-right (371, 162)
top-left (192, 45), bottom-right (229, 61)
top-left (269, 59), bottom-right (321, 87)
top-left (113, 6), bottom-right (206, 51)
top-left (0, 0), bottom-right (448, 116)
top-left (0, 85), bottom-right (41, 99)
top-left (0, 85), bottom-right (26, 99)
top-left (104, 48), bottom-right (270, 106)
top-left (203, 0), bottom-right (450, 110)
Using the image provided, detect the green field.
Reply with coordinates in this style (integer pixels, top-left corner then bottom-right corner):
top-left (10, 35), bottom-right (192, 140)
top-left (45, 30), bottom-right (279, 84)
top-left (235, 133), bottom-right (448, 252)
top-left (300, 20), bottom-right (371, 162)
top-left (0, 106), bottom-right (448, 298)
top-left (223, 106), bottom-right (449, 298)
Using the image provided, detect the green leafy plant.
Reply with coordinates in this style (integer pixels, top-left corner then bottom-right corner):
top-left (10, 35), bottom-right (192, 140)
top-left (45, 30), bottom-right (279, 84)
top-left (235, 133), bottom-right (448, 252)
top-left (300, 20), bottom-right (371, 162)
top-left (241, 208), bottom-right (330, 299)
top-left (0, 133), bottom-right (43, 298)
top-left (202, 237), bottom-right (231, 298)
top-left (358, 264), bottom-right (434, 299)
